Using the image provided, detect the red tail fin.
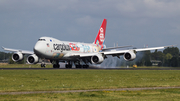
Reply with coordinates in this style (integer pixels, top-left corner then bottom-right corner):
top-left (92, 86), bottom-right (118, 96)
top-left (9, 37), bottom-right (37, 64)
top-left (94, 19), bottom-right (107, 48)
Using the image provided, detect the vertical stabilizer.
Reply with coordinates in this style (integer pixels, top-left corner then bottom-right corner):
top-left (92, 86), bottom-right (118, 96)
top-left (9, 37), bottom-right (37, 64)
top-left (94, 19), bottom-right (107, 49)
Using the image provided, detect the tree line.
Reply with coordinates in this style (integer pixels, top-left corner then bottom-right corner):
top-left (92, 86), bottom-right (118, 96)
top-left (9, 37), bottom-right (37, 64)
top-left (135, 47), bottom-right (180, 67)
top-left (0, 52), bottom-right (25, 64)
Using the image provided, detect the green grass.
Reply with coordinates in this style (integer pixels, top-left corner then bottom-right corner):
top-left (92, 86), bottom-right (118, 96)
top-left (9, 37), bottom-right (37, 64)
top-left (0, 89), bottom-right (180, 101)
top-left (0, 70), bottom-right (180, 92)
top-left (0, 63), bottom-right (53, 68)
top-left (0, 69), bottom-right (180, 100)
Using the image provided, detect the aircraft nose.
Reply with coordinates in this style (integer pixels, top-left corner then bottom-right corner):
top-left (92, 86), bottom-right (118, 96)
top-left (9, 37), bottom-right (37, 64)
top-left (34, 42), bottom-right (45, 55)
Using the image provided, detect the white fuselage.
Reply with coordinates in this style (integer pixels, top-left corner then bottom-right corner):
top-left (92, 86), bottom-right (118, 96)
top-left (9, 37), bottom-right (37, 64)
top-left (34, 37), bottom-right (102, 60)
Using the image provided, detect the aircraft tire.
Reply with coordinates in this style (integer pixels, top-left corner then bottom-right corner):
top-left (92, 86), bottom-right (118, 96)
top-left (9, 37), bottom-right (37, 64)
top-left (65, 64), bottom-right (72, 68)
top-left (41, 64), bottom-right (46, 68)
top-left (53, 64), bottom-right (60, 68)
top-left (83, 65), bottom-right (89, 68)
top-left (76, 65), bottom-right (82, 68)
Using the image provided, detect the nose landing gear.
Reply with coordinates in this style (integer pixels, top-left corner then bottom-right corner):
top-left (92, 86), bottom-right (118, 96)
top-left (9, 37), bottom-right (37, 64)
top-left (41, 62), bottom-right (46, 68)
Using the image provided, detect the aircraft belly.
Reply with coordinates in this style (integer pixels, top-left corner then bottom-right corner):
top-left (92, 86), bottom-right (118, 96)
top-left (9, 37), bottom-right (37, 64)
top-left (52, 52), bottom-right (64, 59)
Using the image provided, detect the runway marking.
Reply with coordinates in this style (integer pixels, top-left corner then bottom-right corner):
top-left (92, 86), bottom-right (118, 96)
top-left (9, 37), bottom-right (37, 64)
top-left (0, 87), bottom-right (180, 95)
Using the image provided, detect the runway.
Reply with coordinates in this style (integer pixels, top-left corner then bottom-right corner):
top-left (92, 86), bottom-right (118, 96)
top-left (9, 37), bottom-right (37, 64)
top-left (0, 86), bottom-right (180, 95)
top-left (1, 67), bottom-right (180, 70)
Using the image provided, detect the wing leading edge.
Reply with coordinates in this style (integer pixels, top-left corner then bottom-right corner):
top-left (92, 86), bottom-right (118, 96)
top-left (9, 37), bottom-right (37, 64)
top-left (104, 45), bottom-right (175, 55)
top-left (70, 45), bottom-right (175, 58)
top-left (2, 47), bottom-right (34, 54)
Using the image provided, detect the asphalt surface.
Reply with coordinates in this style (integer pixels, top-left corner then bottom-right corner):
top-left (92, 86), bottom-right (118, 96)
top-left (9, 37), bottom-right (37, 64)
top-left (0, 87), bottom-right (180, 95)
top-left (0, 67), bottom-right (180, 70)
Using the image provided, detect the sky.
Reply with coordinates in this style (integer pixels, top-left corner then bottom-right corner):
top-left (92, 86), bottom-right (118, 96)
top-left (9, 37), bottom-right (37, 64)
top-left (1, 0), bottom-right (180, 52)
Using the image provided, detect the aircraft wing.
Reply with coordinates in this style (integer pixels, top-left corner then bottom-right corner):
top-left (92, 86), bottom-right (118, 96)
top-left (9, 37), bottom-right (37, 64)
top-left (64, 52), bottom-right (98, 58)
top-left (102, 45), bottom-right (132, 51)
top-left (67, 45), bottom-right (174, 58)
top-left (2, 47), bottom-right (34, 54)
top-left (103, 45), bottom-right (174, 56)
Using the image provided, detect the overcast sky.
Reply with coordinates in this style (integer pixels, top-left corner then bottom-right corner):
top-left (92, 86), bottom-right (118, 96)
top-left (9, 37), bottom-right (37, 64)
top-left (1, 0), bottom-right (180, 52)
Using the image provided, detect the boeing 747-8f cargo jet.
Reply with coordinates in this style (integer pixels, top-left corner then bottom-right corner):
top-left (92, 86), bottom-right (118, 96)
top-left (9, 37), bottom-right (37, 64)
top-left (2, 19), bottom-right (172, 68)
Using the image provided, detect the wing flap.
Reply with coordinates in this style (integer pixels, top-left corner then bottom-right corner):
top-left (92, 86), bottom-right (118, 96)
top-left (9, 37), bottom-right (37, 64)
top-left (102, 45), bottom-right (132, 51)
top-left (103, 50), bottom-right (129, 55)
top-left (64, 52), bottom-right (99, 58)
top-left (135, 46), bottom-right (165, 52)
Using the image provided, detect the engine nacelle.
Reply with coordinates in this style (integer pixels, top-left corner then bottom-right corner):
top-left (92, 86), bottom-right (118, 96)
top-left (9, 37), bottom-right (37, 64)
top-left (91, 54), bottom-right (104, 64)
top-left (123, 51), bottom-right (136, 61)
top-left (27, 54), bottom-right (39, 64)
top-left (12, 52), bottom-right (23, 62)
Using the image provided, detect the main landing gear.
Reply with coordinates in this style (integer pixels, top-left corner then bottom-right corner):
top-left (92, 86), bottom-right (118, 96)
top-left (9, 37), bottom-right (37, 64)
top-left (75, 65), bottom-right (89, 68)
top-left (50, 60), bottom-right (60, 68)
top-left (64, 61), bottom-right (89, 68)
top-left (53, 63), bottom-right (60, 68)
top-left (53, 62), bottom-right (60, 68)
top-left (65, 61), bottom-right (72, 68)
top-left (74, 61), bottom-right (89, 68)
top-left (50, 60), bottom-right (90, 68)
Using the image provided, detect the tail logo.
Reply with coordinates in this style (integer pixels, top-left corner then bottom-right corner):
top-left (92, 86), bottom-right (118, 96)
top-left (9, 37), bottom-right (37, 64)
top-left (99, 27), bottom-right (104, 42)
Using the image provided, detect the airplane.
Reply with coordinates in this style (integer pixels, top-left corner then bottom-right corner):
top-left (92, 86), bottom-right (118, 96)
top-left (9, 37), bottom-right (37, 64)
top-left (2, 19), bottom-right (173, 68)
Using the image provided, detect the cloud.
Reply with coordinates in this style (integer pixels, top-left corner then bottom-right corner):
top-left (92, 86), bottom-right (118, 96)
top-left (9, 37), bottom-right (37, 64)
top-left (76, 16), bottom-right (94, 25)
top-left (115, 0), bottom-right (180, 18)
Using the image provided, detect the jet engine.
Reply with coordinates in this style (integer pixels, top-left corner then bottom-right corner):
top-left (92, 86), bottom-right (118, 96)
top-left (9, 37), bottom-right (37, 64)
top-left (91, 54), bottom-right (104, 64)
top-left (27, 54), bottom-right (39, 64)
top-left (123, 51), bottom-right (136, 61)
top-left (12, 52), bottom-right (23, 62)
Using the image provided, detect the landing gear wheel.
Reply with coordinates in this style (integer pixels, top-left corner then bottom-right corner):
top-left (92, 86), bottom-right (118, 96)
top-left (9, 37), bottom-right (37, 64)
top-left (76, 65), bottom-right (82, 68)
top-left (83, 65), bottom-right (89, 68)
top-left (41, 64), bottom-right (46, 68)
top-left (65, 61), bottom-right (72, 68)
top-left (65, 64), bottom-right (72, 68)
top-left (51, 60), bottom-right (60, 68)
top-left (53, 64), bottom-right (60, 68)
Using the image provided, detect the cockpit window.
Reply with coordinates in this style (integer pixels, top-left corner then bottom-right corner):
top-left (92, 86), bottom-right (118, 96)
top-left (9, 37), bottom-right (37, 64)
top-left (38, 39), bottom-right (46, 41)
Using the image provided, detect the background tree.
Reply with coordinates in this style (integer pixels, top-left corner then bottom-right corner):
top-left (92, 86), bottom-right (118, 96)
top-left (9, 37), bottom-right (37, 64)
top-left (163, 47), bottom-right (179, 57)
top-left (140, 50), bottom-right (152, 66)
top-left (133, 47), bottom-right (179, 67)
top-left (0, 52), bottom-right (26, 64)
top-left (0, 52), bottom-right (12, 61)
top-left (163, 47), bottom-right (179, 67)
